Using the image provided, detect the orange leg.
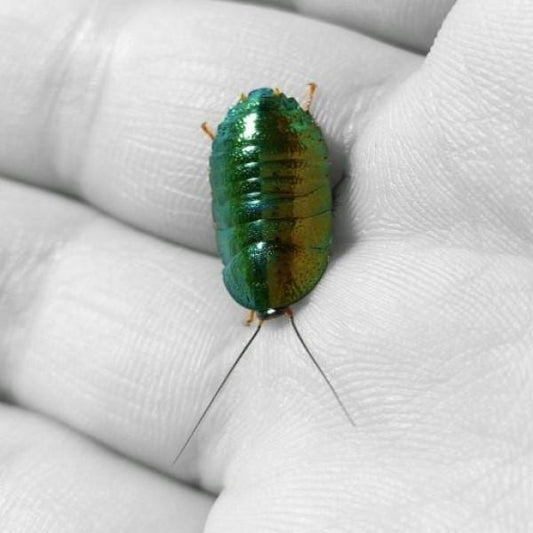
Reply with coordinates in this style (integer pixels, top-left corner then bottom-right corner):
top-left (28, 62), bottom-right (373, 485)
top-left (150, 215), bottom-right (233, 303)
top-left (303, 82), bottom-right (317, 112)
top-left (201, 122), bottom-right (216, 140)
top-left (285, 307), bottom-right (294, 318)
top-left (273, 87), bottom-right (282, 96)
top-left (244, 310), bottom-right (256, 326)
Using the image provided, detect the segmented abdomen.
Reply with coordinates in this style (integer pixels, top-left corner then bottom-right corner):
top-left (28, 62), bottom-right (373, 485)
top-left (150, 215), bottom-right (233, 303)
top-left (210, 89), bottom-right (331, 313)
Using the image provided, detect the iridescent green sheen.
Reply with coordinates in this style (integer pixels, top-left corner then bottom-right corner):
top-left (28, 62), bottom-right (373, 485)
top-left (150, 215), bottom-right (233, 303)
top-left (210, 87), bottom-right (331, 315)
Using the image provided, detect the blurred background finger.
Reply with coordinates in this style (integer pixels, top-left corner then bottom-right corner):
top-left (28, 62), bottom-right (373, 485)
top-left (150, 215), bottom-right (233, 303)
top-left (0, 405), bottom-right (212, 532)
top-left (232, 0), bottom-right (456, 52)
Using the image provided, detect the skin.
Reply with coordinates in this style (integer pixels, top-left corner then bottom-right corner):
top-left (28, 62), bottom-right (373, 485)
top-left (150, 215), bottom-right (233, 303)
top-left (0, 0), bottom-right (531, 531)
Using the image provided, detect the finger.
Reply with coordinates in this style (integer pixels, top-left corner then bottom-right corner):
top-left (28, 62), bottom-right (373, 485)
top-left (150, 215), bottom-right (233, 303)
top-left (248, 0), bottom-right (456, 52)
top-left (350, 0), bottom-right (533, 255)
top-left (0, 0), bottom-right (421, 255)
top-left (0, 177), bottom-right (234, 481)
top-left (0, 405), bottom-right (212, 532)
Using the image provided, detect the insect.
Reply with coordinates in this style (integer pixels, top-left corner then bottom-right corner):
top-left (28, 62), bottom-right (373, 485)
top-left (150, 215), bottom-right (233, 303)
top-left (174, 84), bottom-right (353, 462)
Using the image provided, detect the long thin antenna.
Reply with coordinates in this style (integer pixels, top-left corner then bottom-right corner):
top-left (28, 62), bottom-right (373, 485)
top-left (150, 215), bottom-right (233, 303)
top-left (173, 322), bottom-right (263, 464)
top-left (287, 312), bottom-right (355, 427)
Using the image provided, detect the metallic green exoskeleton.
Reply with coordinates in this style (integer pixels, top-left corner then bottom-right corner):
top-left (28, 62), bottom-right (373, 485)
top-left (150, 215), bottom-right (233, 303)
top-left (209, 87), bottom-right (331, 320)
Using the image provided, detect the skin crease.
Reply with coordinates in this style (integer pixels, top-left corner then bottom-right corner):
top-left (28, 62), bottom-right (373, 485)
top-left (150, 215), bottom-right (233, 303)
top-left (0, 0), bottom-right (532, 531)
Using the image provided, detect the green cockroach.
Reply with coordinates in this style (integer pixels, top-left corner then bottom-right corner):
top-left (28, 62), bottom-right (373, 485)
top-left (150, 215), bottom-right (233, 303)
top-left (175, 85), bottom-right (353, 462)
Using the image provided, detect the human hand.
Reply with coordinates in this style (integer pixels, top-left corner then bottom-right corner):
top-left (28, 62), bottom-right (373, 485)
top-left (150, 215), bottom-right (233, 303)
top-left (0, 0), bottom-right (531, 531)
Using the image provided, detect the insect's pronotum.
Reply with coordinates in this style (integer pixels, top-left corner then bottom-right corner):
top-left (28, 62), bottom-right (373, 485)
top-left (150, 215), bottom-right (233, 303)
top-left (174, 84), bottom-right (354, 462)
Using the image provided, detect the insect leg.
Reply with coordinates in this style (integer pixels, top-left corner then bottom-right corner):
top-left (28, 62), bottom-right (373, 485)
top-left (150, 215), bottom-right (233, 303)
top-left (201, 122), bottom-right (216, 140)
top-left (172, 321), bottom-right (263, 464)
top-left (286, 308), bottom-right (355, 426)
top-left (244, 309), bottom-right (256, 326)
top-left (303, 82), bottom-right (317, 112)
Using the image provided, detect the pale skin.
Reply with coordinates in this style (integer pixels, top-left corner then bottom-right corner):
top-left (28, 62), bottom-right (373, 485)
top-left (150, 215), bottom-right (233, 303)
top-left (0, 1), bottom-right (532, 532)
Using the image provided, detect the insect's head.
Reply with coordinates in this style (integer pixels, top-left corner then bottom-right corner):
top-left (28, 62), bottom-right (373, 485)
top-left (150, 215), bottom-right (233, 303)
top-left (256, 308), bottom-right (287, 321)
